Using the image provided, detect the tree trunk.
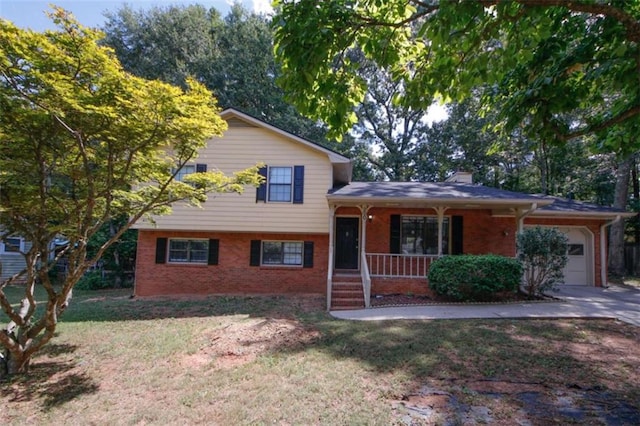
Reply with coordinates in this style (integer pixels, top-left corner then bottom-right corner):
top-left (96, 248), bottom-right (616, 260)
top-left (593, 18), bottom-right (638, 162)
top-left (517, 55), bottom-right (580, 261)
top-left (608, 155), bottom-right (632, 277)
top-left (1, 349), bottom-right (30, 378)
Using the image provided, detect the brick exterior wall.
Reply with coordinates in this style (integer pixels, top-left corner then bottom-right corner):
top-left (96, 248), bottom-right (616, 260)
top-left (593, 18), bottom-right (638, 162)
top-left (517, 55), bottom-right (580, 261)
top-left (337, 207), bottom-right (608, 290)
top-left (136, 209), bottom-right (609, 297)
top-left (345, 207), bottom-right (518, 256)
top-left (135, 230), bottom-right (328, 296)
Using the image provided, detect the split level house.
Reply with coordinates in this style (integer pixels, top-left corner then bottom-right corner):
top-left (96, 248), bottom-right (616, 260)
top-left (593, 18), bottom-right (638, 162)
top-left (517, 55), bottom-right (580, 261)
top-left (133, 108), bottom-right (634, 310)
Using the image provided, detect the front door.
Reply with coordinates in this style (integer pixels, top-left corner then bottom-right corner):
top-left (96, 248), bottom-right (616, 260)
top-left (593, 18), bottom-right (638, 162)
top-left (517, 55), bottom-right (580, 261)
top-left (335, 217), bottom-right (359, 270)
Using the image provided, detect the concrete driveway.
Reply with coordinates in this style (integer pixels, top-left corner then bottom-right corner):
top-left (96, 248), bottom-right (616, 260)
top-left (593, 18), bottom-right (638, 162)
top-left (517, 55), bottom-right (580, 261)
top-left (330, 284), bottom-right (640, 327)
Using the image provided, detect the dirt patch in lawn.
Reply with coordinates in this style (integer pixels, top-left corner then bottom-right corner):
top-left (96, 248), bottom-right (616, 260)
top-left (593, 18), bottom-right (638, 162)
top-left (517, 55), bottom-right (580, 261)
top-left (183, 316), bottom-right (321, 370)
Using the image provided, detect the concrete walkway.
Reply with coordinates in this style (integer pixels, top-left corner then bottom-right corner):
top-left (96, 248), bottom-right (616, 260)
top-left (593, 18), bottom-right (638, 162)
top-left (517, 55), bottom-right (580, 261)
top-left (330, 284), bottom-right (640, 327)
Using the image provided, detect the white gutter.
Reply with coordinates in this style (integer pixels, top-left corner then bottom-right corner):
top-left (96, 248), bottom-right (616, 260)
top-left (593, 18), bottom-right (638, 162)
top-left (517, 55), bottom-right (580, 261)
top-left (600, 215), bottom-right (621, 288)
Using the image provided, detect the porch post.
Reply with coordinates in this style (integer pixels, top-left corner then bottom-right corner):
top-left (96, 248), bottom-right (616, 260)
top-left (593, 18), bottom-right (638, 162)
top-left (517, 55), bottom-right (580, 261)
top-left (327, 205), bottom-right (336, 311)
top-left (358, 205), bottom-right (370, 260)
top-left (434, 206), bottom-right (448, 256)
top-left (359, 204), bottom-right (371, 308)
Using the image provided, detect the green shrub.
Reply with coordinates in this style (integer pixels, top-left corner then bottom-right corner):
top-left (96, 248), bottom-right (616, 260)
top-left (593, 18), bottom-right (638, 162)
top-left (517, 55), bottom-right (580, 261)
top-left (517, 227), bottom-right (568, 296)
top-left (75, 270), bottom-right (111, 291)
top-left (428, 254), bottom-right (522, 301)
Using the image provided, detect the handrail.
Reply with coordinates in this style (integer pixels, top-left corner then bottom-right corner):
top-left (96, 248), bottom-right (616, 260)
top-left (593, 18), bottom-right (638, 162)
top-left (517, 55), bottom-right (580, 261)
top-left (360, 251), bottom-right (371, 308)
top-left (366, 253), bottom-right (438, 278)
top-left (327, 248), bottom-right (334, 311)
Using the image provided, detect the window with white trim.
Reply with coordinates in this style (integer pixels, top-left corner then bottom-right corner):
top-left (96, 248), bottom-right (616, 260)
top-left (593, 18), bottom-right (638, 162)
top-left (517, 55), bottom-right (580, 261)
top-left (175, 164), bottom-right (207, 183)
top-left (1, 237), bottom-right (23, 254)
top-left (168, 239), bottom-right (209, 263)
top-left (262, 241), bottom-right (303, 266)
top-left (175, 165), bottom-right (195, 182)
top-left (401, 216), bottom-right (450, 255)
top-left (268, 167), bottom-right (292, 202)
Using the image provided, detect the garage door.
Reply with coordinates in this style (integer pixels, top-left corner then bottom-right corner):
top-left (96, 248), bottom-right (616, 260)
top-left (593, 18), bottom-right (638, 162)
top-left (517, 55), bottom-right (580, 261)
top-left (558, 227), bottom-right (590, 285)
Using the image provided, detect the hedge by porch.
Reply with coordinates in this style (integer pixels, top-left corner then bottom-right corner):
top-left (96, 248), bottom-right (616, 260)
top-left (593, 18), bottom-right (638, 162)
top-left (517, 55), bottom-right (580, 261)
top-left (428, 255), bottom-right (522, 301)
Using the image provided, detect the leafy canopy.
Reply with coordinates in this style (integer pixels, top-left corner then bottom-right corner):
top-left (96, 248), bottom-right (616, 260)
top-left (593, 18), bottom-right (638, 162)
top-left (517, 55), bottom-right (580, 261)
top-left (0, 8), bottom-right (260, 376)
top-left (273, 1), bottom-right (640, 148)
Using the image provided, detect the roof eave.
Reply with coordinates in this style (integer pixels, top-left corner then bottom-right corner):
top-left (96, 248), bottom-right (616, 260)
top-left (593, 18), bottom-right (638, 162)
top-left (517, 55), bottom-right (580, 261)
top-left (529, 210), bottom-right (636, 219)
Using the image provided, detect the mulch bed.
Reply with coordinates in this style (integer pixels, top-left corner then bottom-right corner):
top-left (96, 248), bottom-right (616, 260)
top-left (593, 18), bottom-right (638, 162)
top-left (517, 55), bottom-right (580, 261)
top-left (370, 292), bottom-right (549, 307)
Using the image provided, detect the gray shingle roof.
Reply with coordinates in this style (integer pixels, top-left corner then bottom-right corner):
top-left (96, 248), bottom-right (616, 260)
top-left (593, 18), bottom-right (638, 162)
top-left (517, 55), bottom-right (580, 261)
top-left (328, 182), bottom-right (633, 217)
top-left (328, 181), bottom-right (544, 202)
top-left (534, 196), bottom-right (633, 215)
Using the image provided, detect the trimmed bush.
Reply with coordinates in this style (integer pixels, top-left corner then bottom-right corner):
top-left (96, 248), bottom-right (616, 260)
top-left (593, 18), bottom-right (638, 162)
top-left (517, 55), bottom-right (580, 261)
top-left (428, 254), bottom-right (522, 301)
top-left (517, 227), bottom-right (568, 296)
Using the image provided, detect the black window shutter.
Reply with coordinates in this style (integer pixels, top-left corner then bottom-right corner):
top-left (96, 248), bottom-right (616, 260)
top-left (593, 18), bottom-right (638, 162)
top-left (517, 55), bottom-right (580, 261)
top-left (390, 215), bottom-right (401, 254)
top-left (256, 166), bottom-right (268, 202)
top-left (250, 240), bottom-right (261, 266)
top-left (155, 238), bottom-right (167, 264)
top-left (293, 165), bottom-right (304, 204)
top-left (303, 241), bottom-right (314, 268)
top-left (196, 163), bottom-right (207, 173)
top-left (452, 215), bottom-right (464, 255)
top-left (208, 239), bottom-right (219, 265)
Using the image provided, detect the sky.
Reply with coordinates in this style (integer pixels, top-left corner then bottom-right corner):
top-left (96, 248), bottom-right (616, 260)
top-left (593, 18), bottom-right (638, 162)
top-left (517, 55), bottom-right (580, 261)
top-left (0, 1), bottom-right (272, 31)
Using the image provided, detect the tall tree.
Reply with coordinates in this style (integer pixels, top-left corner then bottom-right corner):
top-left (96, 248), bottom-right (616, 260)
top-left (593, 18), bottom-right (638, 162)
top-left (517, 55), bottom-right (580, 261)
top-left (273, 1), bottom-right (640, 149)
top-left (103, 4), bottom-right (328, 143)
top-left (351, 58), bottom-right (431, 181)
top-left (0, 9), bottom-right (260, 376)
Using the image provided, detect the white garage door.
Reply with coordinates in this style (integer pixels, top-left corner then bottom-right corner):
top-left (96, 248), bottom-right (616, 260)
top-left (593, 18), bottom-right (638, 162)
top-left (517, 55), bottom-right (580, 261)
top-left (558, 227), bottom-right (591, 285)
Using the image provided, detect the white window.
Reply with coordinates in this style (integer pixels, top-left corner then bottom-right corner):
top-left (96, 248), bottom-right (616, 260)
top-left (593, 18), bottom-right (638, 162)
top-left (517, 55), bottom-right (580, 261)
top-left (175, 165), bottom-right (196, 182)
top-left (262, 241), bottom-right (303, 266)
top-left (1, 237), bottom-right (23, 254)
top-left (268, 167), bottom-right (292, 202)
top-left (401, 216), bottom-right (450, 255)
top-left (168, 239), bottom-right (208, 263)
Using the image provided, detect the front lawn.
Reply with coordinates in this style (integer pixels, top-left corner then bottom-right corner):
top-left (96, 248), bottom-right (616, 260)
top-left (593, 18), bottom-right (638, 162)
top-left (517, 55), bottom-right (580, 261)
top-left (1, 287), bottom-right (639, 424)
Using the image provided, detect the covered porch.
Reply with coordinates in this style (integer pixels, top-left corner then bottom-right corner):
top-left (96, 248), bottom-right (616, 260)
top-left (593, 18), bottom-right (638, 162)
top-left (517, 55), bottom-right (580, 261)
top-left (325, 180), bottom-right (551, 310)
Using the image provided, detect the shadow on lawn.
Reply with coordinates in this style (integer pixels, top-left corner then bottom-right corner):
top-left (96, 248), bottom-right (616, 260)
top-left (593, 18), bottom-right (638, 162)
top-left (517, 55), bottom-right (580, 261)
top-left (301, 317), bottom-right (640, 424)
top-left (1, 343), bottom-right (99, 410)
top-left (61, 292), bottom-right (326, 322)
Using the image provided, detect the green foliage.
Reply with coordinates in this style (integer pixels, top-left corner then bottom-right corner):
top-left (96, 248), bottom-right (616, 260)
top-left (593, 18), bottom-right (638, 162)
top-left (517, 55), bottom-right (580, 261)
top-left (102, 4), bottom-right (329, 144)
top-left (75, 271), bottom-right (110, 291)
top-left (428, 255), bottom-right (522, 302)
top-left (517, 227), bottom-right (568, 296)
top-left (0, 8), bottom-right (261, 376)
top-left (273, 1), bottom-right (640, 149)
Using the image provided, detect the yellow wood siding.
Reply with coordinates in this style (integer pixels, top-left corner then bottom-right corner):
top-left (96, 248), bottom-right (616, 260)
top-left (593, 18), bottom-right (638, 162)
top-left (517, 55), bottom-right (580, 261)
top-left (135, 125), bottom-right (334, 233)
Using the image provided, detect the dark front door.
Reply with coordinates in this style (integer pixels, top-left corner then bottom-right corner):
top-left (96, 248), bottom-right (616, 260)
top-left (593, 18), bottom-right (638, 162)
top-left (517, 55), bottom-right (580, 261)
top-left (335, 217), bottom-right (359, 270)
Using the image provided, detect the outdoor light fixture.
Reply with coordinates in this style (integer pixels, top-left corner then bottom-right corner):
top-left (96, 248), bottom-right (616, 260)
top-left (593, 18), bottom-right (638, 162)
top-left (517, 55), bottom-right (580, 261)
top-left (368, 214), bottom-right (373, 222)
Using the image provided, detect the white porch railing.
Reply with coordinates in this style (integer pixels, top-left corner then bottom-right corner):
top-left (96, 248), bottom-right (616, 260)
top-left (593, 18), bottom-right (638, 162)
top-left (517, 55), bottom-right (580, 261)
top-left (366, 253), bottom-right (438, 278)
top-left (360, 251), bottom-right (371, 308)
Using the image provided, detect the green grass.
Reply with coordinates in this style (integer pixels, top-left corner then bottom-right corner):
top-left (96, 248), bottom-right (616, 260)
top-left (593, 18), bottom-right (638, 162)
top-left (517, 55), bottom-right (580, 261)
top-left (1, 286), bottom-right (639, 425)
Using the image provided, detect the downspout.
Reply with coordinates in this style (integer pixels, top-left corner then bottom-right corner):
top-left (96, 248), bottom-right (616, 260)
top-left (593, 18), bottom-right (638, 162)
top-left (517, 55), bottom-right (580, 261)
top-left (600, 215), bottom-right (621, 288)
top-left (327, 205), bottom-right (336, 311)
